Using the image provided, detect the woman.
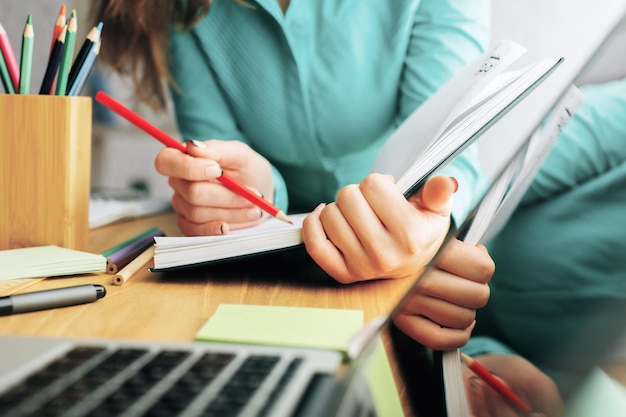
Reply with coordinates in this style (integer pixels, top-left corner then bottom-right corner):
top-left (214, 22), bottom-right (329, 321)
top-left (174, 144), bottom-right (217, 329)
top-left (91, 0), bottom-right (493, 348)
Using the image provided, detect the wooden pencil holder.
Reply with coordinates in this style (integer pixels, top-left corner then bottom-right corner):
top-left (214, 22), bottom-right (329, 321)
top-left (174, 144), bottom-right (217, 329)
top-left (0, 94), bottom-right (92, 251)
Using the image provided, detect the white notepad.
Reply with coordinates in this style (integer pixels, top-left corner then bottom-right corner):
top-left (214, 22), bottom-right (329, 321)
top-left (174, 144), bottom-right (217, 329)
top-left (0, 246), bottom-right (107, 281)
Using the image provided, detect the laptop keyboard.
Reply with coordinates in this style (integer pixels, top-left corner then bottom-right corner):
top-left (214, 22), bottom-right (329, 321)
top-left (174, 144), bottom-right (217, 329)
top-left (0, 345), bottom-right (303, 417)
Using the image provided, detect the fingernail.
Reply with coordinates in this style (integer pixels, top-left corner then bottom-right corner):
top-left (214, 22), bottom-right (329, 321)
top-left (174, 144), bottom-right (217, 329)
top-left (190, 139), bottom-right (207, 148)
top-left (314, 203), bottom-right (326, 212)
top-left (449, 177), bottom-right (458, 193)
top-left (215, 222), bottom-right (229, 235)
top-left (204, 165), bottom-right (223, 178)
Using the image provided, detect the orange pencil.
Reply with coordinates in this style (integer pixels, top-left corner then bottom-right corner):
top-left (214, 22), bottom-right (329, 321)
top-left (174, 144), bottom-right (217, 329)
top-left (460, 352), bottom-right (533, 414)
top-left (94, 91), bottom-right (292, 224)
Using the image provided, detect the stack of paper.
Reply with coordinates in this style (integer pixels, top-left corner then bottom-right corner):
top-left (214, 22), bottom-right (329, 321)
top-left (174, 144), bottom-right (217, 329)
top-left (0, 246), bottom-right (107, 281)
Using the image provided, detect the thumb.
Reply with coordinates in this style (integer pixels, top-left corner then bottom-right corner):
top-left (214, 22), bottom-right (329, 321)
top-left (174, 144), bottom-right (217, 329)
top-left (417, 176), bottom-right (458, 215)
top-left (185, 140), bottom-right (219, 160)
top-left (186, 139), bottom-right (258, 172)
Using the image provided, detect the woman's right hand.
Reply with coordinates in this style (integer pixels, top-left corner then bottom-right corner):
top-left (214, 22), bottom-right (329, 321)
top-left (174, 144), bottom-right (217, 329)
top-left (154, 139), bottom-right (275, 236)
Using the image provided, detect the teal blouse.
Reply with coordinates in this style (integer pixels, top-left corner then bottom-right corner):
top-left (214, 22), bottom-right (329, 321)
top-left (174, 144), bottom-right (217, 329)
top-left (167, 0), bottom-right (489, 214)
top-left (464, 78), bottom-right (626, 398)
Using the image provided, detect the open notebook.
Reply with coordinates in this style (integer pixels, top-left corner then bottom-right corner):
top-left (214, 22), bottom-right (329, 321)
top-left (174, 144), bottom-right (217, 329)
top-left (0, 85), bottom-right (575, 416)
top-left (151, 39), bottom-right (563, 272)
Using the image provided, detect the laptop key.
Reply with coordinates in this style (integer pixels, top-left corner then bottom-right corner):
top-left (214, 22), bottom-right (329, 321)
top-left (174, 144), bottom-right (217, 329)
top-left (200, 355), bottom-right (280, 416)
top-left (258, 357), bottom-right (303, 417)
top-left (0, 346), bottom-right (108, 416)
top-left (84, 350), bottom-right (191, 417)
top-left (141, 351), bottom-right (235, 417)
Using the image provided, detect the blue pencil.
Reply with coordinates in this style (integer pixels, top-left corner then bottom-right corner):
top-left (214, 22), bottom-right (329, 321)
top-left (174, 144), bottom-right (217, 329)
top-left (66, 22), bottom-right (102, 95)
top-left (68, 39), bottom-right (100, 96)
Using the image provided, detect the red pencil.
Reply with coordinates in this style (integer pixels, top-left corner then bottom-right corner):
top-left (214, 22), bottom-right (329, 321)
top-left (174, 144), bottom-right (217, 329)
top-left (0, 22), bottom-right (19, 90)
top-left (94, 91), bottom-right (292, 224)
top-left (49, 4), bottom-right (66, 55)
top-left (460, 352), bottom-right (533, 414)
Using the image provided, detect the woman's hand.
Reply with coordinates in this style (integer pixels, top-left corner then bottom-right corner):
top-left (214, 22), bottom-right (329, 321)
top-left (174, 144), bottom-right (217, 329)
top-left (463, 354), bottom-right (564, 417)
top-left (302, 174), bottom-right (457, 284)
top-left (154, 139), bottom-right (275, 235)
top-left (394, 239), bottom-right (494, 350)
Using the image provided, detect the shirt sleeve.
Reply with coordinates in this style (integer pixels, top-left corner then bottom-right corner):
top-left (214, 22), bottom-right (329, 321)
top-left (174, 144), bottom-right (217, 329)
top-left (400, 0), bottom-right (491, 224)
top-left (461, 336), bottom-right (518, 357)
top-left (522, 78), bottom-right (626, 205)
top-left (168, 27), bottom-right (290, 212)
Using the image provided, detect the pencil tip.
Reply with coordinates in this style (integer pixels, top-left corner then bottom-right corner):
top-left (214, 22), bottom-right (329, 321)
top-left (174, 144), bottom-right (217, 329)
top-left (26, 15), bottom-right (32, 24)
top-left (275, 211), bottom-right (293, 224)
top-left (60, 4), bottom-right (67, 15)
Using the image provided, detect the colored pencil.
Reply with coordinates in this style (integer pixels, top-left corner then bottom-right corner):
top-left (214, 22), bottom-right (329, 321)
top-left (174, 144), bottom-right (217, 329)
top-left (113, 246), bottom-right (155, 286)
top-left (47, 4), bottom-right (66, 94)
top-left (66, 22), bottom-right (102, 95)
top-left (68, 39), bottom-right (100, 96)
top-left (55, 9), bottom-right (77, 96)
top-left (0, 45), bottom-right (14, 94)
top-left (459, 352), bottom-right (533, 414)
top-left (40, 25), bottom-right (66, 94)
top-left (102, 226), bottom-right (162, 258)
top-left (0, 22), bottom-right (19, 91)
top-left (94, 91), bottom-right (293, 224)
top-left (49, 4), bottom-right (66, 55)
top-left (103, 227), bottom-right (164, 274)
top-left (18, 15), bottom-right (34, 94)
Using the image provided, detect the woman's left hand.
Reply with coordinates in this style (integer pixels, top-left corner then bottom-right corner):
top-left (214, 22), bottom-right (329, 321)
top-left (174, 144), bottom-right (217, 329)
top-left (302, 174), bottom-right (457, 284)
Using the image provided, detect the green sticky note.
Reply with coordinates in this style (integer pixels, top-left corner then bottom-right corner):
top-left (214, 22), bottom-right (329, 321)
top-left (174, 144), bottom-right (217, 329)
top-left (365, 336), bottom-right (404, 417)
top-left (195, 304), bottom-right (363, 355)
top-left (196, 304), bottom-right (403, 416)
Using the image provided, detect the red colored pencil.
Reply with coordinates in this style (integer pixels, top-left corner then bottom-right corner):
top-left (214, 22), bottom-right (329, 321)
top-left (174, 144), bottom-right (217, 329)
top-left (0, 23), bottom-right (19, 90)
top-left (49, 4), bottom-right (66, 55)
top-left (48, 4), bottom-right (66, 94)
top-left (460, 352), bottom-right (533, 414)
top-left (94, 91), bottom-right (292, 224)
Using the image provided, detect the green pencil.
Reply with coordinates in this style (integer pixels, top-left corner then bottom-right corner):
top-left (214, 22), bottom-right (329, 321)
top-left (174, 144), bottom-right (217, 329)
top-left (17, 15), bottom-right (33, 94)
top-left (55, 9), bottom-right (77, 96)
top-left (0, 44), bottom-right (14, 93)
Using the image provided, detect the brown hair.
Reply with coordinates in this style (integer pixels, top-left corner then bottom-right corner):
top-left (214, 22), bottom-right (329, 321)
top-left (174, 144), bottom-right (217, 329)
top-left (89, 0), bottom-right (211, 110)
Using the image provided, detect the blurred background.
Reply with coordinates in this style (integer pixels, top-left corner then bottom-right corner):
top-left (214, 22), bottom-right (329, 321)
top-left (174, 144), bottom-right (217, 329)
top-left (2, 0), bottom-right (626, 200)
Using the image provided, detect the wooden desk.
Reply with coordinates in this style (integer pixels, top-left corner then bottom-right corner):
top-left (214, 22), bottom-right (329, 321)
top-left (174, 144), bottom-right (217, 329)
top-left (1, 212), bottom-right (417, 415)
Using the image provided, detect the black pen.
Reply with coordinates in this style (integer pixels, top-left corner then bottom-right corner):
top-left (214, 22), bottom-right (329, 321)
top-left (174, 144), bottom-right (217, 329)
top-left (0, 284), bottom-right (106, 316)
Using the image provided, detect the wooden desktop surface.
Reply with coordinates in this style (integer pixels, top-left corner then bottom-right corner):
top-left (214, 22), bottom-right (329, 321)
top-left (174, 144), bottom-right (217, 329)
top-left (0, 212), bottom-right (415, 340)
top-left (1, 212), bottom-right (417, 415)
